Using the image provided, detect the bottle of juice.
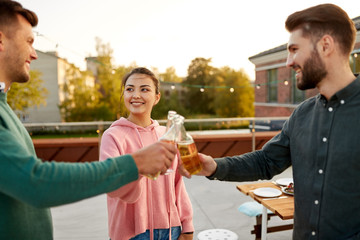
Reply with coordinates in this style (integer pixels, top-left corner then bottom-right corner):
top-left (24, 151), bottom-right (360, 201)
top-left (176, 115), bottom-right (202, 175)
top-left (145, 111), bottom-right (178, 179)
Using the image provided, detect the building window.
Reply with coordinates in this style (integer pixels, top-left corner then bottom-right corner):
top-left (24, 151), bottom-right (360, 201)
top-left (291, 69), bottom-right (305, 103)
top-left (267, 69), bottom-right (277, 102)
top-left (350, 52), bottom-right (360, 74)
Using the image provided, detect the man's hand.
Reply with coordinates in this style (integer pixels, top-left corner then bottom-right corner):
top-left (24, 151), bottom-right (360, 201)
top-left (131, 141), bottom-right (177, 176)
top-left (178, 233), bottom-right (193, 240)
top-left (178, 153), bottom-right (218, 178)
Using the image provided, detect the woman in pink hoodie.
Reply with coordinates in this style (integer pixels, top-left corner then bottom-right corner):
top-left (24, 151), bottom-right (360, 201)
top-left (100, 67), bottom-right (194, 240)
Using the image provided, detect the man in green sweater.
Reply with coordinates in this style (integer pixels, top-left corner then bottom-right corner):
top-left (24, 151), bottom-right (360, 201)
top-left (0, 1), bottom-right (176, 239)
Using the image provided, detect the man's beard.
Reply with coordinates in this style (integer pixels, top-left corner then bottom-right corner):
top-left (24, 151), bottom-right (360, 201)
top-left (6, 61), bottom-right (30, 84)
top-left (297, 49), bottom-right (328, 90)
top-left (5, 47), bottom-right (30, 84)
top-left (13, 70), bottom-right (30, 83)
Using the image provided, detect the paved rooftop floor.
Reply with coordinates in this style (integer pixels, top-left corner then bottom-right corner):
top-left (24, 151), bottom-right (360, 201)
top-left (51, 167), bottom-right (293, 240)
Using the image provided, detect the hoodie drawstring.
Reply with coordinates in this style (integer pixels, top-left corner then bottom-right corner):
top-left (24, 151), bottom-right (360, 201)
top-left (166, 174), bottom-right (172, 240)
top-left (137, 127), bottom-right (174, 240)
top-left (135, 129), bottom-right (156, 240)
top-left (155, 130), bottom-right (174, 240)
top-left (148, 180), bottom-right (155, 240)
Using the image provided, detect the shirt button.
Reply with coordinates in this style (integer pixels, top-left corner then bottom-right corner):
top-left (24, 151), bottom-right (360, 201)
top-left (328, 107), bottom-right (333, 112)
top-left (312, 231), bottom-right (316, 236)
top-left (314, 200), bottom-right (319, 205)
top-left (322, 137), bottom-right (327, 142)
top-left (340, 100), bottom-right (345, 104)
top-left (319, 169), bottom-right (324, 174)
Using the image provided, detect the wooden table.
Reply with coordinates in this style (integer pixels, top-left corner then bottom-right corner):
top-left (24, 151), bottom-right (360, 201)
top-left (237, 182), bottom-right (294, 240)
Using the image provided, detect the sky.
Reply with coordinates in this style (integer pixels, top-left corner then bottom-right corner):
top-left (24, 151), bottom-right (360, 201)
top-left (19, 0), bottom-right (360, 80)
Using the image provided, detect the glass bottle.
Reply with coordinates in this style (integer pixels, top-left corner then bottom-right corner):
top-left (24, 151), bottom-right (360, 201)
top-left (145, 111), bottom-right (178, 179)
top-left (165, 110), bottom-right (177, 131)
top-left (176, 115), bottom-right (202, 175)
top-left (160, 113), bottom-right (178, 144)
top-left (160, 112), bottom-right (179, 175)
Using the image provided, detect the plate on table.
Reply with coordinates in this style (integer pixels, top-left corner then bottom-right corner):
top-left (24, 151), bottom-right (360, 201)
top-left (253, 187), bottom-right (282, 198)
top-left (281, 187), bottom-right (294, 195)
top-left (281, 182), bottom-right (294, 195)
top-left (275, 178), bottom-right (293, 186)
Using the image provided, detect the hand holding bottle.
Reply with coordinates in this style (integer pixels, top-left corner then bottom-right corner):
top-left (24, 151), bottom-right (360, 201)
top-left (131, 141), bottom-right (176, 177)
top-left (145, 111), bottom-right (178, 179)
top-left (175, 115), bottom-right (203, 175)
top-left (178, 153), bottom-right (217, 178)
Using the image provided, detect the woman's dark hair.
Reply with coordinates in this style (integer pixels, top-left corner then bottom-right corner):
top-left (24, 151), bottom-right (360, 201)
top-left (122, 67), bottom-right (160, 94)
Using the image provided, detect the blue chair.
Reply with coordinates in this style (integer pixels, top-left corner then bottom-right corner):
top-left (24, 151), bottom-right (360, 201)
top-left (238, 201), bottom-right (284, 240)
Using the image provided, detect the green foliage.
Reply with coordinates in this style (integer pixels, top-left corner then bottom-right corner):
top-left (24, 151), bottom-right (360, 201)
top-left (183, 58), bottom-right (217, 114)
top-left (95, 37), bottom-right (137, 119)
top-left (7, 70), bottom-right (48, 113)
top-left (213, 67), bottom-right (254, 117)
top-left (58, 64), bottom-right (111, 121)
top-left (58, 37), bottom-right (254, 121)
top-left (112, 65), bottom-right (137, 118)
top-left (151, 67), bottom-right (188, 119)
top-left (181, 58), bottom-right (254, 117)
top-left (159, 67), bottom-right (183, 83)
top-left (59, 38), bottom-right (137, 121)
top-left (95, 37), bottom-right (121, 120)
top-left (152, 89), bottom-right (188, 120)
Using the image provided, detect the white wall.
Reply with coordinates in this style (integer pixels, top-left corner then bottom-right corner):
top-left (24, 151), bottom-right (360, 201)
top-left (26, 50), bottom-right (62, 123)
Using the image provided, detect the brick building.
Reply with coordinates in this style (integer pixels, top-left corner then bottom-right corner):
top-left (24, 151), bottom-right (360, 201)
top-left (249, 16), bottom-right (360, 117)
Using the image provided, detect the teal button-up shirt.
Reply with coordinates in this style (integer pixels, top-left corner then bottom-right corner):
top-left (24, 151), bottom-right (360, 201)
top-left (210, 75), bottom-right (360, 239)
top-left (0, 92), bottom-right (138, 239)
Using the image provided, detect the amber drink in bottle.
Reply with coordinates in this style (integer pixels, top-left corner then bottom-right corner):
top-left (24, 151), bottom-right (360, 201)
top-left (145, 111), bottom-right (178, 180)
top-left (176, 116), bottom-right (202, 175)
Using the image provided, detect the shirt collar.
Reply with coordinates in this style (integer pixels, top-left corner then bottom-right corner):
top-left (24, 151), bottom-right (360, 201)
top-left (0, 92), bottom-right (6, 103)
top-left (317, 74), bottom-right (360, 106)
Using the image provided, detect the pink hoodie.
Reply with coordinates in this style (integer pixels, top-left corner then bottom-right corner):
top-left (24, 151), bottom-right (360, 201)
top-left (100, 118), bottom-right (194, 240)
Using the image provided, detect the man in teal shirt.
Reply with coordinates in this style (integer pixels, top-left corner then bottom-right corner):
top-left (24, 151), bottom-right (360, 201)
top-left (0, 1), bottom-right (176, 239)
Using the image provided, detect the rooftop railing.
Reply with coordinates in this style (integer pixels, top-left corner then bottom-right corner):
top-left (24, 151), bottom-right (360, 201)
top-left (23, 117), bottom-right (289, 130)
top-left (25, 117), bottom-right (289, 152)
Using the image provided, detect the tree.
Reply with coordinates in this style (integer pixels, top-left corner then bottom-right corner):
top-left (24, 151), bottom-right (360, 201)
top-left (151, 67), bottom-right (187, 119)
top-left (94, 37), bottom-right (118, 120)
top-left (116, 64), bottom-right (138, 118)
top-left (213, 67), bottom-right (254, 117)
top-left (152, 88), bottom-right (188, 120)
top-left (59, 64), bottom-right (112, 121)
top-left (7, 70), bottom-right (48, 114)
top-left (94, 37), bottom-right (137, 120)
top-left (159, 67), bottom-right (182, 83)
top-left (183, 58), bottom-right (217, 114)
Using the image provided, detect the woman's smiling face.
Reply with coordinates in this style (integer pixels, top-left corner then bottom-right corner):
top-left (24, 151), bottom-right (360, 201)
top-left (123, 73), bottom-right (160, 119)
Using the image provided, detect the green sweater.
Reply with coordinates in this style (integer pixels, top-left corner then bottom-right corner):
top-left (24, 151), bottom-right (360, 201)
top-left (0, 93), bottom-right (139, 239)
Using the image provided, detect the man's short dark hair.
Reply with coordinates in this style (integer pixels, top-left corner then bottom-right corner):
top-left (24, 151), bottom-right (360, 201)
top-left (0, 0), bottom-right (38, 35)
top-left (285, 4), bottom-right (356, 56)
